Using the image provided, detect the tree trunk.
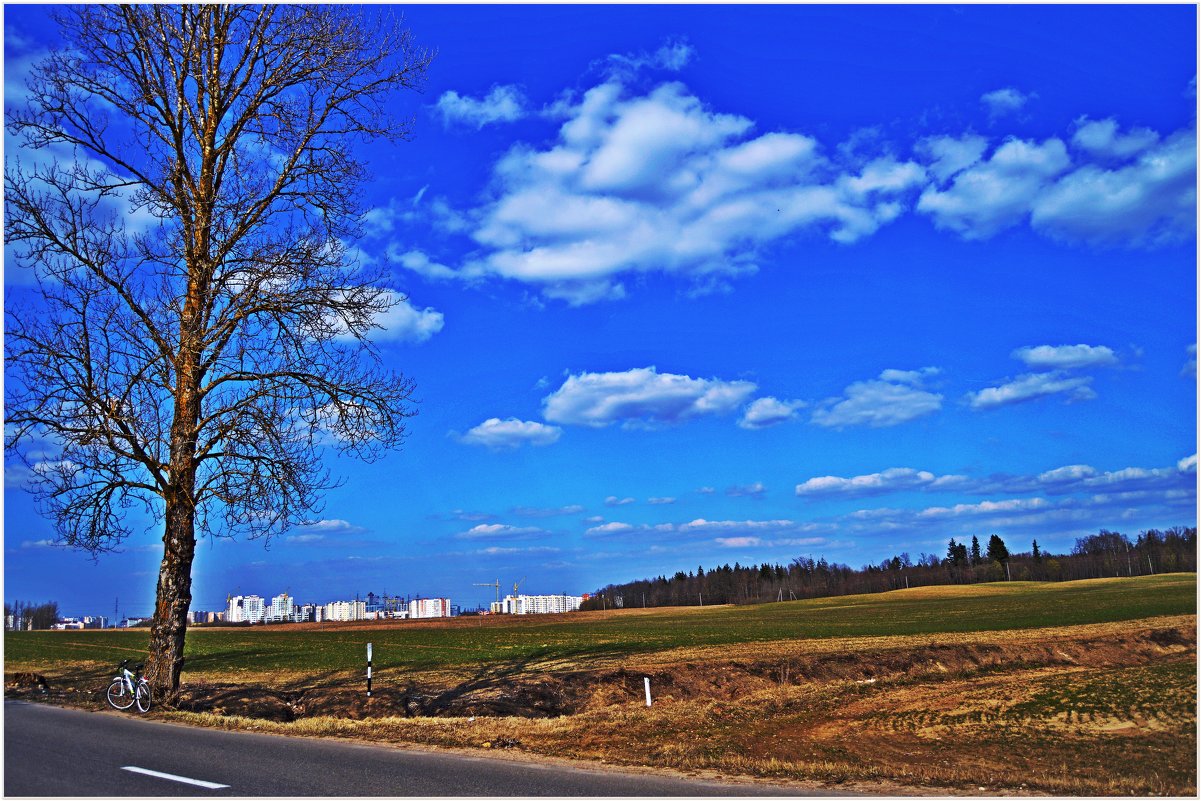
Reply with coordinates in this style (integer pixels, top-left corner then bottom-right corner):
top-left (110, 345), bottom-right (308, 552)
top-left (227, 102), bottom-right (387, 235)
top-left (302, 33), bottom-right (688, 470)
top-left (145, 491), bottom-right (197, 698)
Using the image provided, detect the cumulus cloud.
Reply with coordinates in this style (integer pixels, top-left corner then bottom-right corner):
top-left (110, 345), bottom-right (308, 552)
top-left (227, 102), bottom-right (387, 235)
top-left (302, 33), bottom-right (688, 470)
top-left (542, 366), bottom-right (756, 428)
top-left (715, 536), bottom-right (762, 548)
top-left (457, 418), bottom-right (562, 449)
top-left (916, 133), bottom-right (989, 183)
top-left (449, 79), bottom-right (926, 302)
top-left (967, 371), bottom-right (1096, 410)
top-left (917, 137), bottom-right (1071, 238)
top-left (812, 368), bottom-right (942, 428)
top-left (370, 297), bottom-right (445, 344)
top-left (1178, 454), bottom-right (1197, 473)
top-left (605, 39), bottom-right (696, 75)
top-left (919, 497), bottom-right (1048, 518)
top-left (725, 482), bottom-right (766, 499)
top-left (394, 250), bottom-right (459, 282)
top-left (1012, 344), bottom-right (1118, 369)
top-left (796, 467), bottom-right (965, 498)
top-left (1031, 129), bottom-right (1196, 245)
top-left (1072, 118), bottom-right (1159, 159)
top-left (435, 85), bottom-right (527, 128)
top-left (648, 497), bottom-right (676, 505)
top-left (605, 496), bottom-right (636, 507)
top-left (738, 396), bottom-right (805, 429)
top-left (457, 523), bottom-right (548, 540)
top-left (677, 518), bottom-right (797, 534)
top-left (981, 87), bottom-right (1033, 117)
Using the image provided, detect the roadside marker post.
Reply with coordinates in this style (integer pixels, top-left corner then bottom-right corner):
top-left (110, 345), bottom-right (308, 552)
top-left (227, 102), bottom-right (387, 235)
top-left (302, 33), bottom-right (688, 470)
top-left (644, 677), bottom-right (652, 707)
top-left (367, 642), bottom-right (373, 698)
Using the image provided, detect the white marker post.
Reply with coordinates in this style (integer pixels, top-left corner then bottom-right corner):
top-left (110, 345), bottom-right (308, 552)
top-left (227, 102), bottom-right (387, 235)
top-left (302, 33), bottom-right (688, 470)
top-left (367, 642), bottom-right (373, 698)
top-left (644, 676), bottom-right (652, 707)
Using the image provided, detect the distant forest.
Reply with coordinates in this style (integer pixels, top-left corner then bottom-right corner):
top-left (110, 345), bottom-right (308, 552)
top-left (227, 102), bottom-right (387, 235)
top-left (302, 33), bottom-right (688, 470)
top-left (580, 527), bottom-right (1197, 611)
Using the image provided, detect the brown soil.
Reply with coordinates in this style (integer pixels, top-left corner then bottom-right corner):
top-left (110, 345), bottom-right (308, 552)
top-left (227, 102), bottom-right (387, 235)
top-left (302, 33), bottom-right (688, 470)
top-left (7, 617), bottom-right (1195, 795)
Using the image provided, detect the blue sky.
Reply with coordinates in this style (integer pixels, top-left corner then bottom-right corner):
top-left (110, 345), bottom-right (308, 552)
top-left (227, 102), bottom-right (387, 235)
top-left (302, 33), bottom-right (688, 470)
top-left (4, 5), bottom-right (1197, 618)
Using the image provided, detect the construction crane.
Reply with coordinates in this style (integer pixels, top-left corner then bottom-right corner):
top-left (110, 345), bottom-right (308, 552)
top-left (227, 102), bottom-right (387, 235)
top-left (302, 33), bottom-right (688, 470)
top-left (512, 576), bottom-right (526, 596)
top-left (474, 579), bottom-right (501, 605)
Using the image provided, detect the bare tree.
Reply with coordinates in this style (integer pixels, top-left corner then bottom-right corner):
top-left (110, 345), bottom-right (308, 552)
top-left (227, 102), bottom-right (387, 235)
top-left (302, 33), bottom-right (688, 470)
top-left (5, 5), bottom-right (433, 695)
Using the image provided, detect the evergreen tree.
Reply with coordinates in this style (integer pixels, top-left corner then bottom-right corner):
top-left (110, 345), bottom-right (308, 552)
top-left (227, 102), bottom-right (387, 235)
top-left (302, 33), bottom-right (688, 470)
top-left (986, 534), bottom-right (1010, 562)
top-left (970, 535), bottom-right (982, 564)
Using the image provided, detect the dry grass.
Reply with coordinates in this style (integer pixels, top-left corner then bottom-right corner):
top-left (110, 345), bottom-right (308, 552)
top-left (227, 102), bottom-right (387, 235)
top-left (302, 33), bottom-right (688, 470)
top-left (7, 578), bottom-right (1195, 795)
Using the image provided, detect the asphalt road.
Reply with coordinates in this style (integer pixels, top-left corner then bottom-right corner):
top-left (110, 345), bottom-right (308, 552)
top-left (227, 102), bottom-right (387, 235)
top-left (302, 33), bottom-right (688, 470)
top-left (4, 700), bottom-right (829, 797)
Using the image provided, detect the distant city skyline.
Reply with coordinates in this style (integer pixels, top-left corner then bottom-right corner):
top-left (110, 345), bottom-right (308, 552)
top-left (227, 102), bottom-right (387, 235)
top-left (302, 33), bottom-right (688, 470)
top-left (4, 5), bottom-right (1196, 618)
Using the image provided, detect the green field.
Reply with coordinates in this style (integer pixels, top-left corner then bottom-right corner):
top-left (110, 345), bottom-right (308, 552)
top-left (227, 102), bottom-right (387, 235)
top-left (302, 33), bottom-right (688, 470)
top-left (6, 574), bottom-right (1195, 678)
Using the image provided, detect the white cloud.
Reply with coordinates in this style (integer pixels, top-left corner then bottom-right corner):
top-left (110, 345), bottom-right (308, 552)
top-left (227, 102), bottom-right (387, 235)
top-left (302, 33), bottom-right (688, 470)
top-left (20, 539), bottom-right (57, 549)
top-left (295, 519), bottom-right (364, 535)
top-left (586, 521), bottom-right (636, 536)
top-left (726, 482), bottom-right (766, 498)
top-left (435, 85), bottom-right (527, 129)
top-left (1036, 464), bottom-right (1098, 484)
top-left (917, 137), bottom-right (1071, 239)
top-left (916, 134), bottom-right (989, 183)
top-left (1030, 129), bottom-right (1196, 245)
top-left (919, 497), bottom-right (1048, 518)
top-left (394, 250), bottom-right (459, 282)
top-left (1184, 344), bottom-right (1197, 377)
top-left (678, 518), bottom-right (797, 534)
top-left (1072, 118), bottom-right (1159, 160)
top-left (812, 368), bottom-right (942, 429)
top-left (605, 39), bottom-right (696, 75)
top-left (715, 536), bottom-right (762, 548)
top-left (457, 523), bottom-right (548, 540)
top-left (648, 497), bottom-right (676, 505)
top-left (981, 87), bottom-right (1032, 117)
top-left (604, 496), bottom-right (636, 507)
top-left (738, 396), bottom-right (805, 429)
top-left (476, 546), bottom-right (560, 556)
top-left (511, 504), bottom-right (585, 518)
top-left (542, 366), bottom-right (756, 428)
top-left (1012, 344), bottom-right (1118, 369)
top-left (457, 418), bottom-right (562, 450)
top-left (371, 297), bottom-right (445, 344)
top-left (1178, 454), bottom-right (1197, 473)
top-left (967, 371), bottom-right (1096, 410)
top-left (796, 467), bottom-right (965, 497)
top-left (455, 79), bottom-right (923, 302)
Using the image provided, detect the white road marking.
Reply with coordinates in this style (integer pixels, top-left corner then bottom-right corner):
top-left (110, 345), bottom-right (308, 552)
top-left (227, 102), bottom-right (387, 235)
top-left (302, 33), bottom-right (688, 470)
top-left (122, 766), bottom-right (229, 790)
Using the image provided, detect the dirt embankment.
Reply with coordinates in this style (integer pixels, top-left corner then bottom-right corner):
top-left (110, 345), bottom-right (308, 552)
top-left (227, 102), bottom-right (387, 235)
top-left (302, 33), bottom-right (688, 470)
top-left (11, 619), bottom-right (1189, 724)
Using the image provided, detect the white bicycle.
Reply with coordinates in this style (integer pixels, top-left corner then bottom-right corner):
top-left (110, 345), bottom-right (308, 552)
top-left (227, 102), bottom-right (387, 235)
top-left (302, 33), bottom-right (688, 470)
top-left (106, 658), bottom-right (152, 713)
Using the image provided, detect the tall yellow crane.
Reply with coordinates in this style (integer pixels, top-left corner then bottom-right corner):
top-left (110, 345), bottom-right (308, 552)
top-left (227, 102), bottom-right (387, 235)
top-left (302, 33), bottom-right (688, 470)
top-left (473, 579), bottom-right (501, 605)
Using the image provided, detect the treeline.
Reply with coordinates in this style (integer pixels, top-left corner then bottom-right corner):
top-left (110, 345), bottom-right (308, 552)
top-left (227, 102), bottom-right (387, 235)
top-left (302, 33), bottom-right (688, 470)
top-left (4, 601), bottom-right (61, 630)
top-left (580, 527), bottom-right (1196, 611)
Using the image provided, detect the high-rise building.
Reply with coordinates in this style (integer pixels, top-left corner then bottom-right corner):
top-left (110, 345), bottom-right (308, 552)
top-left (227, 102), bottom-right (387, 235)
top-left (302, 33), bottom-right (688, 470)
top-left (501, 594), bottom-right (583, 615)
top-left (266, 593), bottom-right (294, 623)
top-left (323, 600), bottom-right (366, 622)
top-left (226, 594), bottom-right (265, 624)
top-left (408, 597), bottom-right (452, 619)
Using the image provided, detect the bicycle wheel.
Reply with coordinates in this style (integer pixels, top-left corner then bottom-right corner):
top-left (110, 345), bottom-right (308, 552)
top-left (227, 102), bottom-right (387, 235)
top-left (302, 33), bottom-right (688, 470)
top-left (106, 677), bottom-right (135, 710)
top-left (134, 681), bottom-right (152, 713)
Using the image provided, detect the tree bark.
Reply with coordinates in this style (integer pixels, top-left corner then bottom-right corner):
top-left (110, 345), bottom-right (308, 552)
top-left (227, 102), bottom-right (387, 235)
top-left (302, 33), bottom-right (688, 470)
top-left (146, 490), bottom-right (197, 698)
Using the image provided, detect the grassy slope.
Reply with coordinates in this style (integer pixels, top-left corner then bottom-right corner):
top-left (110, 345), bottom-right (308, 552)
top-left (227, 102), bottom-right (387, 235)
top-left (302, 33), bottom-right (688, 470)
top-left (6, 573), bottom-right (1195, 678)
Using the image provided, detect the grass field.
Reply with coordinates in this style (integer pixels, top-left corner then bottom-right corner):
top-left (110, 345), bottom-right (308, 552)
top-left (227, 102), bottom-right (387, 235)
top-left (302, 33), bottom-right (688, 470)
top-left (5, 574), bottom-right (1196, 795)
top-left (6, 573), bottom-right (1194, 678)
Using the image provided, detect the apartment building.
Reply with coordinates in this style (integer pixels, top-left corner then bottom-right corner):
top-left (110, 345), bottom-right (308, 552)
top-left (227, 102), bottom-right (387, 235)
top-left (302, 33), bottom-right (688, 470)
top-left (408, 597), bottom-right (452, 619)
top-left (501, 593), bottom-right (583, 615)
top-left (323, 599), bottom-right (366, 622)
top-left (266, 593), bottom-right (294, 623)
top-left (226, 594), bottom-right (266, 624)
